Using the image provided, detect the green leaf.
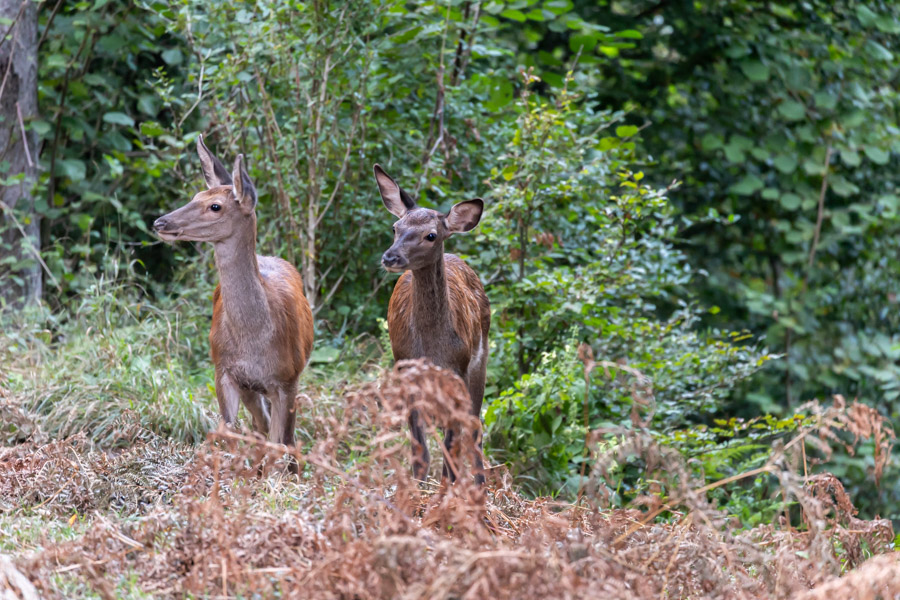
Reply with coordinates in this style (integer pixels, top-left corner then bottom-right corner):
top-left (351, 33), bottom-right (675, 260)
top-left (569, 34), bottom-right (598, 53)
top-left (740, 60), bottom-right (769, 82)
top-left (616, 29), bottom-right (643, 39)
top-left (598, 137), bottom-right (620, 151)
top-left (161, 48), bottom-right (183, 65)
top-left (730, 175), bottom-right (763, 196)
top-left (309, 346), bottom-right (340, 364)
top-left (814, 92), bottom-right (837, 111)
top-left (56, 159), bottom-right (86, 181)
top-left (773, 154), bottom-right (797, 174)
top-left (544, 0), bottom-right (573, 16)
top-left (615, 125), bottom-right (639, 138)
top-left (31, 119), bottom-right (52, 136)
top-left (777, 100), bottom-right (805, 121)
top-left (501, 8), bottom-right (527, 22)
top-left (701, 133), bottom-right (722, 151)
top-left (140, 121), bottom-right (166, 137)
top-left (830, 176), bottom-right (859, 198)
top-left (103, 112), bottom-right (135, 127)
top-left (74, 213), bottom-right (93, 232)
top-left (780, 193), bottom-right (801, 210)
top-left (855, 4), bottom-right (879, 27)
top-left (864, 146), bottom-right (889, 165)
top-left (723, 143), bottom-right (745, 163)
top-left (864, 40), bottom-right (893, 62)
top-left (840, 149), bottom-right (860, 168)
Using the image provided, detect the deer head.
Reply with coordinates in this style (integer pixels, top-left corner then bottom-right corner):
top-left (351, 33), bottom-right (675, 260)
top-left (374, 164), bottom-right (483, 272)
top-left (153, 135), bottom-right (257, 244)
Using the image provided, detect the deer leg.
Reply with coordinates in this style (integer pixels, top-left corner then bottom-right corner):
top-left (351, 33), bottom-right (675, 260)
top-left (240, 391), bottom-right (270, 436)
top-left (214, 368), bottom-right (240, 428)
top-left (408, 409), bottom-right (430, 482)
top-left (466, 355), bottom-right (488, 486)
top-left (269, 382), bottom-right (299, 475)
top-left (441, 427), bottom-right (460, 483)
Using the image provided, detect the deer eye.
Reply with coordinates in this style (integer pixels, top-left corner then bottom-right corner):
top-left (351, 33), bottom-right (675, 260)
top-left (425, 233), bottom-right (436, 241)
top-left (210, 203), bottom-right (222, 212)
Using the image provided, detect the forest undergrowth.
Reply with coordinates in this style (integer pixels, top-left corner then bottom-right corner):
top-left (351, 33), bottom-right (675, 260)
top-left (1, 358), bottom-right (897, 599)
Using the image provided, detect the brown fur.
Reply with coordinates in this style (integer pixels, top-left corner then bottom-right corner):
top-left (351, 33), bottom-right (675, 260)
top-left (154, 136), bottom-right (314, 473)
top-left (375, 164), bottom-right (490, 484)
top-left (388, 254), bottom-right (489, 370)
top-left (210, 256), bottom-right (314, 387)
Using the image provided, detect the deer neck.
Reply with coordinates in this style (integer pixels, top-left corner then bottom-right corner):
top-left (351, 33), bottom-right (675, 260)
top-left (213, 223), bottom-right (272, 337)
top-left (410, 254), bottom-right (452, 336)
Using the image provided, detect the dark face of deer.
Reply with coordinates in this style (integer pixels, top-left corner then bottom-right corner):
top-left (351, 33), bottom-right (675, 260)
top-left (373, 165), bottom-right (483, 272)
top-left (153, 136), bottom-right (257, 245)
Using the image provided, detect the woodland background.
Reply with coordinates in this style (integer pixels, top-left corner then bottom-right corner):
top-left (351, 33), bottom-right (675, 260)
top-left (0, 2), bottom-right (898, 595)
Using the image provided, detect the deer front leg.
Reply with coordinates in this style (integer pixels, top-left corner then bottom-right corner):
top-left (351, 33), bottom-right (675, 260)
top-left (214, 368), bottom-right (241, 428)
top-left (269, 382), bottom-right (299, 474)
top-left (408, 409), bottom-right (431, 482)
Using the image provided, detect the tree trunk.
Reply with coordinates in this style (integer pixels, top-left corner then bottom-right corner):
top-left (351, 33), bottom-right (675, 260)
top-left (0, 0), bottom-right (40, 308)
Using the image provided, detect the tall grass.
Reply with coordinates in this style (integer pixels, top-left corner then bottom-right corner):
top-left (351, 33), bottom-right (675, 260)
top-left (1, 266), bottom-right (216, 445)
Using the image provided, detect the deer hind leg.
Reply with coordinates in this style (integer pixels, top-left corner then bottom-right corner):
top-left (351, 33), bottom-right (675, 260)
top-left (214, 368), bottom-right (241, 428)
top-left (442, 426), bottom-right (467, 484)
top-left (269, 381), bottom-right (299, 474)
top-left (408, 409), bottom-right (431, 482)
top-left (240, 392), bottom-right (270, 436)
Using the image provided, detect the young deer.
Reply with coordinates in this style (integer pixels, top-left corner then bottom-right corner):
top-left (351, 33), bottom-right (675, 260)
top-left (153, 137), bottom-right (314, 472)
top-left (374, 165), bottom-right (490, 484)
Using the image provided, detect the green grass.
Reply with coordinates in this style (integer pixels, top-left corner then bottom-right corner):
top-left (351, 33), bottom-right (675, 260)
top-left (2, 280), bottom-right (216, 445)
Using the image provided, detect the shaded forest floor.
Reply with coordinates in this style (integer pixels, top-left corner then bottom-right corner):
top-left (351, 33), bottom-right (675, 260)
top-left (1, 360), bottom-right (898, 599)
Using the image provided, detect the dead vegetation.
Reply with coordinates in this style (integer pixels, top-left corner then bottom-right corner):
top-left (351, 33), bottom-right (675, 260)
top-left (0, 359), bottom-right (897, 599)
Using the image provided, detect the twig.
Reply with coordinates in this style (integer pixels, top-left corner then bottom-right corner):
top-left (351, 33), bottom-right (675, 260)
top-left (805, 142), bottom-right (833, 277)
top-left (177, 62), bottom-right (205, 128)
top-left (38, 0), bottom-right (65, 49)
top-left (0, 27), bottom-right (16, 102)
top-left (415, 0), bottom-right (453, 196)
top-left (0, 200), bottom-right (61, 291)
top-left (16, 102), bottom-right (33, 167)
top-left (208, 428), bottom-right (435, 545)
top-left (0, 0), bottom-right (26, 52)
top-left (27, 475), bottom-right (74, 511)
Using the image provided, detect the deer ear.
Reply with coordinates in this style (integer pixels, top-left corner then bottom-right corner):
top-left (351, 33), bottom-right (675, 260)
top-left (446, 199), bottom-right (484, 233)
top-left (374, 164), bottom-right (416, 218)
top-left (232, 154), bottom-right (257, 213)
top-left (197, 134), bottom-right (232, 188)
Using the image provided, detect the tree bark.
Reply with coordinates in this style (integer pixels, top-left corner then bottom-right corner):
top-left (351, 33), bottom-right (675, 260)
top-left (0, 0), bottom-right (40, 308)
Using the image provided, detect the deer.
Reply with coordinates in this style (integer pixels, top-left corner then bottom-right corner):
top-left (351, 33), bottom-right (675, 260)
top-left (374, 164), bottom-right (490, 485)
top-left (153, 136), bottom-right (314, 473)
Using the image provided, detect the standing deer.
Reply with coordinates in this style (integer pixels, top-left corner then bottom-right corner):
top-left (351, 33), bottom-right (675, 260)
top-left (153, 136), bottom-right (314, 472)
top-left (374, 164), bottom-right (490, 484)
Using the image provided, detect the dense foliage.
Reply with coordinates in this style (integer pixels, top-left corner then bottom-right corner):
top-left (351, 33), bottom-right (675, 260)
top-left (1, 0), bottom-right (896, 523)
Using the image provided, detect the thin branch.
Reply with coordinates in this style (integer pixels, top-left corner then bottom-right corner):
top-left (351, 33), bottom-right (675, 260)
top-left (414, 0), bottom-right (453, 196)
top-left (16, 102), bottom-right (33, 167)
top-left (451, 2), bottom-right (481, 86)
top-left (805, 142), bottom-right (833, 276)
top-left (176, 61), bottom-right (204, 128)
top-left (0, 29), bottom-right (16, 102)
top-left (0, 200), bottom-right (61, 291)
top-left (38, 0), bottom-right (65, 49)
top-left (0, 0), bottom-right (26, 52)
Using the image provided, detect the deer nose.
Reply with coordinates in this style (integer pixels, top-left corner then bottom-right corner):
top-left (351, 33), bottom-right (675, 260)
top-left (153, 217), bottom-right (169, 231)
top-left (382, 250), bottom-right (406, 269)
